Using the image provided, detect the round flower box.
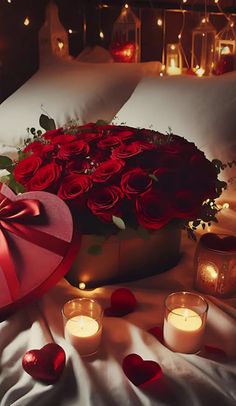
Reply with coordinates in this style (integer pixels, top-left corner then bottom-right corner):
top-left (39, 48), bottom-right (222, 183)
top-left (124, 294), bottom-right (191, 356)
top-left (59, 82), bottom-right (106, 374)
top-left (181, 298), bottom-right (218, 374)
top-left (67, 225), bottom-right (181, 288)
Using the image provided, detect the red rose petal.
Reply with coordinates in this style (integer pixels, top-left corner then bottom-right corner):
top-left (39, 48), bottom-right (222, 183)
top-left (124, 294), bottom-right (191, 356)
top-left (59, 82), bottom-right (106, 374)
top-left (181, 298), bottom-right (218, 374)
top-left (204, 345), bottom-right (226, 357)
top-left (148, 326), bottom-right (164, 344)
top-left (104, 288), bottom-right (137, 317)
top-left (122, 354), bottom-right (163, 387)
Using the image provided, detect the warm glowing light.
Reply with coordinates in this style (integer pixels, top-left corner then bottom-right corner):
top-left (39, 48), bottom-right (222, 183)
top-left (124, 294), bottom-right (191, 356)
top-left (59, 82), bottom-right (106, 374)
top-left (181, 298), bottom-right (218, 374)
top-left (160, 72), bottom-right (164, 77)
top-left (99, 30), bottom-right (104, 39)
top-left (7, 0), bottom-right (12, 3)
top-left (183, 0), bottom-right (187, 3)
top-left (221, 46), bottom-right (231, 55)
top-left (202, 18), bottom-right (206, 24)
top-left (195, 67), bottom-right (205, 77)
top-left (214, 0), bottom-right (219, 3)
top-left (207, 225), bottom-right (211, 232)
top-left (170, 58), bottom-right (176, 68)
top-left (23, 17), bottom-right (30, 26)
top-left (178, 33), bottom-right (182, 39)
top-left (68, 29), bottom-right (73, 34)
top-left (170, 44), bottom-right (176, 50)
top-left (157, 18), bottom-right (163, 27)
top-left (223, 202), bottom-right (230, 209)
top-left (79, 282), bottom-right (86, 290)
top-left (125, 3), bottom-right (129, 8)
top-left (230, 21), bottom-right (234, 28)
top-left (201, 263), bottom-right (218, 281)
top-left (57, 40), bottom-right (64, 50)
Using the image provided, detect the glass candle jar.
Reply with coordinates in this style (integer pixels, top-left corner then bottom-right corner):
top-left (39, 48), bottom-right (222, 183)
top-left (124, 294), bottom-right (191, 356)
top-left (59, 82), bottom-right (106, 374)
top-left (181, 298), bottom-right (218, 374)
top-left (194, 233), bottom-right (236, 297)
top-left (163, 291), bottom-right (208, 353)
top-left (62, 298), bottom-right (103, 357)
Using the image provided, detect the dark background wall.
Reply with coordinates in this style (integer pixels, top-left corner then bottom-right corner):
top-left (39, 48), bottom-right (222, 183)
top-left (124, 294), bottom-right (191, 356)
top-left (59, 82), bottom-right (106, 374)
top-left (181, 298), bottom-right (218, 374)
top-left (0, 0), bottom-right (236, 102)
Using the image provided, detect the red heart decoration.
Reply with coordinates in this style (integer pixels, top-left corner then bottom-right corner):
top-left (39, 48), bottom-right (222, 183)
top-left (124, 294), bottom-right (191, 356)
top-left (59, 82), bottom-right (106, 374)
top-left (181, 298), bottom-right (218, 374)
top-left (104, 288), bottom-right (137, 316)
top-left (110, 41), bottom-right (136, 63)
top-left (122, 354), bottom-right (163, 387)
top-left (148, 326), bottom-right (164, 344)
top-left (22, 343), bottom-right (66, 384)
top-left (0, 183), bottom-right (80, 320)
top-left (200, 233), bottom-right (236, 252)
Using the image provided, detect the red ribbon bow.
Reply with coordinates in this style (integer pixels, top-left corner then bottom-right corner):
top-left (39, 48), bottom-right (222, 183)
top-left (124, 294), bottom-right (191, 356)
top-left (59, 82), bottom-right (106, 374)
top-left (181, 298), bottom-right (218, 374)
top-left (0, 194), bottom-right (70, 301)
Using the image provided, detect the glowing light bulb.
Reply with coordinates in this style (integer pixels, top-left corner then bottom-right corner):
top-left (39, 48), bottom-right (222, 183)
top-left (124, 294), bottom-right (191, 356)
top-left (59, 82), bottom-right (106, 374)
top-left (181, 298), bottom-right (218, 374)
top-left (178, 34), bottom-right (182, 39)
top-left (214, 0), bottom-right (219, 3)
top-left (99, 30), bottom-right (104, 39)
top-left (68, 29), bottom-right (73, 34)
top-left (157, 18), bottom-right (163, 27)
top-left (160, 72), bottom-right (164, 77)
top-left (202, 18), bottom-right (206, 23)
top-left (125, 3), bottom-right (129, 8)
top-left (7, 0), bottom-right (12, 3)
top-left (79, 282), bottom-right (86, 290)
top-left (23, 17), bottom-right (30, 26)
top-left (170, 44), bottom-right (176, 50)
top-left (183, 0), bottom-right (187, 3)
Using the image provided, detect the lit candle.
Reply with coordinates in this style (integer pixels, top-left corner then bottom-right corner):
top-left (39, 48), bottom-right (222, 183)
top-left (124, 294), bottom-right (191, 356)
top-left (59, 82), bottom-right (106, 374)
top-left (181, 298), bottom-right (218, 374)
top-left (62, 298), bottom-right (103, 356)
top-left (65, 315), bottom-right (102, 356)
top-left (163, 292), bottom-right (208, 353)
top-left (166, 58), bottom-right (181, 75)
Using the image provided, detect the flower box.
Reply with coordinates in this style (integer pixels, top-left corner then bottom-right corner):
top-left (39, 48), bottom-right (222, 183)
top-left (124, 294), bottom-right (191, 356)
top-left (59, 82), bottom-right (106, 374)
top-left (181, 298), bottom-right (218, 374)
top-left (67, 225), bottom-right (181, 288)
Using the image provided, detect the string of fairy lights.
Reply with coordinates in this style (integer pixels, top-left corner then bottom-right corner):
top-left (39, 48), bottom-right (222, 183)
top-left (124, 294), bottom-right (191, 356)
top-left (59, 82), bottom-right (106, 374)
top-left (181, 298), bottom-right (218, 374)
top-left (3, 0), bottom-right (236, 71)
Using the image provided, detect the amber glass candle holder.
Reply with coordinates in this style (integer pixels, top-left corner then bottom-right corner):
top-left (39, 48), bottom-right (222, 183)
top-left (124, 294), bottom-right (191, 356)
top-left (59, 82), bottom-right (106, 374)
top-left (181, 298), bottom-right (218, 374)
top-left (194, 233), bottom-right (236, 297)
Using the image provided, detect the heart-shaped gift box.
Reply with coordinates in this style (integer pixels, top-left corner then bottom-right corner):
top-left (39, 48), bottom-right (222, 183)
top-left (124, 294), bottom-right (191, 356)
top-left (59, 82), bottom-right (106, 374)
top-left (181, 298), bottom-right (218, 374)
top-left (0, 183), bottom-right (80, 319)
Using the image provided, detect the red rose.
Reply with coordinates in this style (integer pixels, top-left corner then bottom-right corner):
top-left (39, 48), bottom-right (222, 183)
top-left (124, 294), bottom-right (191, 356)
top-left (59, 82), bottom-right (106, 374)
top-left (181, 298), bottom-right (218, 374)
top-left (114, 128), bottom-right (137, 141)
top-left (97, 136), bottom-right (122, 150)
top-left (66, 159), bottom-right (90, 174)
top-left (136, 190), bottom-right (172, 230)
top-left (39, 144), bottom-right (56, 158)
top-left (87, 186), bottom-right (123, 221)
top-left (58, 174), bottom-right (92, 201)
top-left (77, 131), bottom-right (102, 144)
top-left (27, 162), bottom-right (62, 192)
top-left (23, 141), bottom-right (44, 154)
top-left (172, 189), bottom-right (202, 219)
top-left (111, 142), bottom-right (142, 160)
top-left (57, 140), bottom-right (90, 160)
top-left (92, 159), bottom-right (124, 183)
top-left (121, 168), bottom-right (152, 198)
top-left (14, 155), bottom-right (43, 185)
top-left (43, 128), bottom-right (64, 140)
top-left (51, 134), bottom-right (77, 145)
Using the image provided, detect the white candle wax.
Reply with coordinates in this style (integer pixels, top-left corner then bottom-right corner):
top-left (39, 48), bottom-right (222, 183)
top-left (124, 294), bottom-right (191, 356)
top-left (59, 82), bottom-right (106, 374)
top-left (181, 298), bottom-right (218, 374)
top-left (166, 66), bottom-right (181, 75)
top-left (65, 315), bottom-right (102, 356)
top-left (163, 307), bottom-right (205, 353)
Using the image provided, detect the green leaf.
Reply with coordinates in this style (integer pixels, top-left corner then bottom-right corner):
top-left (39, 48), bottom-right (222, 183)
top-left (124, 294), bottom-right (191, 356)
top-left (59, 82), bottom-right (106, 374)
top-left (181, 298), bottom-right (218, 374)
top-left (87, 244), bottom-right (102, 255)
top-left (39, 114), bottom-right (56, 131)
top-left (112, 215), bottom-right (126, 230)
top-left (149, 174), bottom-right (158, 182)
top-left (0, 156), bottom-right (13, 170)
top-left (30, 127), bottom-right (36, 135)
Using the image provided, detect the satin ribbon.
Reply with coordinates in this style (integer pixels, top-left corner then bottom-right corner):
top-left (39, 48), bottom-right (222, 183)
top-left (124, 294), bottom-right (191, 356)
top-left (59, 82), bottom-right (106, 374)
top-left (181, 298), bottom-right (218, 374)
top-left (0, 193), bottom-right (70, 301)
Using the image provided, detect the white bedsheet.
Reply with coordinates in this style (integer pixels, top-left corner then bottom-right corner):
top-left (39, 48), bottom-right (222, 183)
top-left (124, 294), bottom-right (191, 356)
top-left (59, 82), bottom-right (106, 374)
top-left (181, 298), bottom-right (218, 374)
top-left (0, 189), bottom-right (236, 406)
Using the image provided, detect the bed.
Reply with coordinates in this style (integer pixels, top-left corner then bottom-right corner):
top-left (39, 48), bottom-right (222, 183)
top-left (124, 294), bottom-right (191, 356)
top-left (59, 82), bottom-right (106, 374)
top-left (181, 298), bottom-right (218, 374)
top-left (0, 4), bottom-right (236, 406)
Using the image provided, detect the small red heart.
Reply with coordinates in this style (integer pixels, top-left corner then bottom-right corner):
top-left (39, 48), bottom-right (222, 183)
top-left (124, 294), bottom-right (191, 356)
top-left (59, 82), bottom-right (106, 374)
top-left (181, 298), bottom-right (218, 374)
top-left (22, 343), bottom-right (66, 384)
top-left (148, 326), bottom-right (164, 344)
top-left (104, 288), bottom-right (137, 317)
top-left (204, 345), bottom-right (226, 357)
top-left (122, 354), bottom-right (163, 387)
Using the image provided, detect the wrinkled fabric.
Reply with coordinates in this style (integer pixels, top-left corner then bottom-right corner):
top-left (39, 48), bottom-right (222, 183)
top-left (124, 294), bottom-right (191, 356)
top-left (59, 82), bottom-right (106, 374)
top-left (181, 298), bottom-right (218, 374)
top-left (0, 193), bottom-right (236, 406)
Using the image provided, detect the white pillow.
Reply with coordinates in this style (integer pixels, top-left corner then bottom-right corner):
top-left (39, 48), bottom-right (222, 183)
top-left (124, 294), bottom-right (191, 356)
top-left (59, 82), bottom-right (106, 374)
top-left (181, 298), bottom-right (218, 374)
top-left (0, 57), bottom-right (162, 146)
top-left (115, 73), bottom-right (236, 170)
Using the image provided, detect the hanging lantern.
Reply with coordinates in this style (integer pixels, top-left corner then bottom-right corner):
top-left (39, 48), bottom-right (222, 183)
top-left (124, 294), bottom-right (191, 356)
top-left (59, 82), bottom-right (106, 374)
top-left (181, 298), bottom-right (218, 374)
top-left (166, 43), bottom-right (182, 75)
top-left (110, 5), bottom-right (141, 63)
top-left (191, 18), bottom-right (216, 76)
top-left (39, 0), bottom-right (69, 62)
top-left (214, 21), bottom-right (236, 75)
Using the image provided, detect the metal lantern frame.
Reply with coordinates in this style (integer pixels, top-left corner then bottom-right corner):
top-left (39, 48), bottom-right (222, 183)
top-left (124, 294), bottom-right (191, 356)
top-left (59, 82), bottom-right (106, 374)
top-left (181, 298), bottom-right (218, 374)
top-left (191, 17), bottom-right (216, 76)
top-left (110, 5), bottom-right (141, 63)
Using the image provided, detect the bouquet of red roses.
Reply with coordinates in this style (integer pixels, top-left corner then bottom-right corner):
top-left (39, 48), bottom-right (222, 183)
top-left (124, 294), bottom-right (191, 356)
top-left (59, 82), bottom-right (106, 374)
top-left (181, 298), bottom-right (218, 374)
top-left (1, 122), bottom-right (226, 237)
